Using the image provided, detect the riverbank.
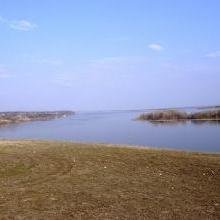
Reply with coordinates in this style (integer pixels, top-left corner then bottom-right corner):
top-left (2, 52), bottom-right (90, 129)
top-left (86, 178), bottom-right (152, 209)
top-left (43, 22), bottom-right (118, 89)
top-left (0, 140), bottom-right (219, 219)
top-left (0, 111), bottom-right (74, 126)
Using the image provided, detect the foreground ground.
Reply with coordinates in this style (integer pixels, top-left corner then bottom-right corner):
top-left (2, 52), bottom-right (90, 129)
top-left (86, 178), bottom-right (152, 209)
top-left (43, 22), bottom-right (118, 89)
top-left (0, 140), bottom-right (219, 219)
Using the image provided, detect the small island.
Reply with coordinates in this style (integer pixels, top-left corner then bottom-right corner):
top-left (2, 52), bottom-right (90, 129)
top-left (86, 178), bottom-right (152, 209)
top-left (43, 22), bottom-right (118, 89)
top-left (137, 109), bottom-right (220, 122)
top-left (0, 111), bottom-right (74, 126)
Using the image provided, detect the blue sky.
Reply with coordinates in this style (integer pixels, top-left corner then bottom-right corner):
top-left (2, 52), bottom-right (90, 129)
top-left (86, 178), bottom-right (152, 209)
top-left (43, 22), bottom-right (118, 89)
top-left (0, 0), bottom-right (220, 111)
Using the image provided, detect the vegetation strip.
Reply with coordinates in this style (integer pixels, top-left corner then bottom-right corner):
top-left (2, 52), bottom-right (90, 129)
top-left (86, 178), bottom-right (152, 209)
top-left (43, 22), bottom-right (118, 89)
top-left (138, 109), bottom-right (220, 122)
top-left (0, 111), bottom-right (74, 126)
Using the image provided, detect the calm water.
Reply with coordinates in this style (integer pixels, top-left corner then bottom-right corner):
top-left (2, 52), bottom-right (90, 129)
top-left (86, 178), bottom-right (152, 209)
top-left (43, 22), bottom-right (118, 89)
top-left (0, 110), bottom-right (219, 152)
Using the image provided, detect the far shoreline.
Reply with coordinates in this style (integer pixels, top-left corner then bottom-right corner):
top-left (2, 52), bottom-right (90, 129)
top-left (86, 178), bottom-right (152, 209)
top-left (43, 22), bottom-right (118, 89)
top-left (0, 111), bottom-right (74, 126)
top-left (137, 108), bottom-right (220, 123)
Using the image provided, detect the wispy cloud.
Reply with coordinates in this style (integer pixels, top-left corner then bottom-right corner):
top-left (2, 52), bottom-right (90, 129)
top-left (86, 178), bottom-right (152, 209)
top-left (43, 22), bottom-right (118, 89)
top-left (89, 56), bottom-right (147, 68)
top-left (53, 78), bottom-right (73, 87)
top-left (106, 36), bottom-right (130, 42)
top-left (52, 75), bottom-right (77, 88)
top-left (34, 58), bottom-right (63, 66)
top-left (10, 20), bottom-right (37, 31)
top-left (0, 66), bottom-right (12, 79)
top-left (205, 51), bottom-right (220, 58)
top-left (52, 56), bottom-right (149, 88)
top-left (0, 16), bottom-right (37, 31)
top-left (0, 74), bottom-right (11, 79)
top-left (148, 43), bottom-right (164, 51)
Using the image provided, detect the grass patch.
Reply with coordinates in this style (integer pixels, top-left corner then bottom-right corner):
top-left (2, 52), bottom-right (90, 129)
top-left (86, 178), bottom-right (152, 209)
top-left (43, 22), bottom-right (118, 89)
top-left (0, 163), bottom-right (32, 177)
top-left (0, 140), bottom-right (219, 219)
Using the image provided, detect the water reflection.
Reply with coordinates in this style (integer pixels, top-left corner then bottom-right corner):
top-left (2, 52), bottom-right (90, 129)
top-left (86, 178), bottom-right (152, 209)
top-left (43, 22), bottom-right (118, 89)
top-left (191, 120), bottom-right (220, 125)
top-left (147, 120), bottom-right (188, 126)
top-left (147, 120), bottom-right (220, 126)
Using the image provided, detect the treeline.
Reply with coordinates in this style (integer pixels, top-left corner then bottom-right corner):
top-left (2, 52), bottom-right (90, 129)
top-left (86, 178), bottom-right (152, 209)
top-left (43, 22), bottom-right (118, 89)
top-left (138, 109), bottom-right (220, 121)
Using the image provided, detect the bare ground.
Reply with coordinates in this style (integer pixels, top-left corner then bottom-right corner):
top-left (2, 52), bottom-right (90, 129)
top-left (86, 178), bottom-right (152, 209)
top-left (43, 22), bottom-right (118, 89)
top-left (0, 140), bottom-right (219, 220)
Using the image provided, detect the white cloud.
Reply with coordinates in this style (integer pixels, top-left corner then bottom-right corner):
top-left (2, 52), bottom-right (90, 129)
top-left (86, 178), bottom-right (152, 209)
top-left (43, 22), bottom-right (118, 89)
top-left (148, 43), bottom-right (164, 51)
top-left (10, 19), bottom-right (37, 31)
top-left (206, 51), bottom-right (220, 58)
top-left (0, 16), bottom-right (37, 31)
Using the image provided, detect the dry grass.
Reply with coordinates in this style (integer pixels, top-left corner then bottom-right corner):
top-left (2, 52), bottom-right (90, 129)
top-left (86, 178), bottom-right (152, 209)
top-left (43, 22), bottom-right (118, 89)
top-left (0, 140), bottom-right (219, 219)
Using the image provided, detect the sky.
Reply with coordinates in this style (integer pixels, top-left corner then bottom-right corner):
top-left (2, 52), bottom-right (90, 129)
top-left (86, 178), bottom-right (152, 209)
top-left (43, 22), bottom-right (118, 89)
top-left (0, 0), bottom-right (220, 111)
